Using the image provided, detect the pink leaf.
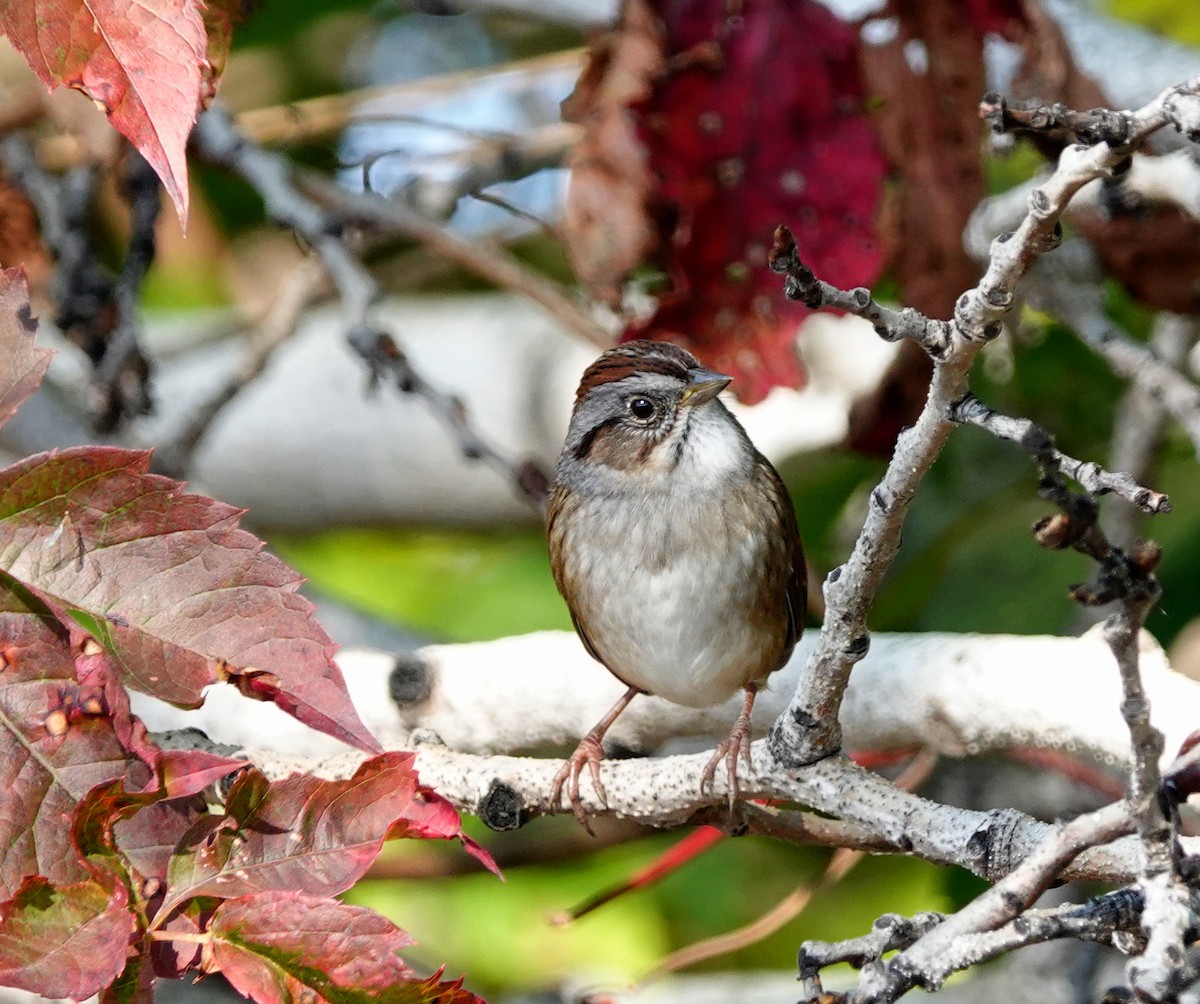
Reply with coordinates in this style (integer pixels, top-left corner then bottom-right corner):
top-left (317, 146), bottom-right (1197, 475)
top-left (0, 0), bottom-right (208, 223)
top-left (0, 446), bottom-right (379, 752)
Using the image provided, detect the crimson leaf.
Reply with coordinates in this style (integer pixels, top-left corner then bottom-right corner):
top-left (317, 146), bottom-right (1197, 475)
top-left (161, 753), bottom-right (495, 919)
top-left (205, 892), bottom-right (483, 1004)
top-left (0, 593), bottom-right (149, 898)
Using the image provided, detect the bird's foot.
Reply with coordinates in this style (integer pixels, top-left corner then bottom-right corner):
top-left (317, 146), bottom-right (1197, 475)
top-left (701, 690), bottom-right (757, 813)
top-left (550, 735), bottom-right (607, 834)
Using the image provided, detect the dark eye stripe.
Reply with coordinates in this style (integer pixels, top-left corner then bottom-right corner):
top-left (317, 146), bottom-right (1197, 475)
top-left (573, 415), bottom-right (621, 460)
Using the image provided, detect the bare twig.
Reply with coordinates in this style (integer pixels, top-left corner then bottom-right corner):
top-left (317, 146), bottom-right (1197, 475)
top-left (233, 50), bottom-right (585, 147)
top-left (981, 91), bottom-right (1136, 147)
top-left (949, 393), bottom-right (1171, 514)
top-left (297, 173), bottom-right (609, 348)
top-left (0, 135), bottom-right (157, 430)
top-left (800, 887), bottom-right (1146, 1001)
top-left (1028, 249), bottom-right (1200, 458)
top-left (639, 752), bottom-right (938, 984)
top-left (1108, 314), bottom-right (1200, 547)
top-left (834, 801), bottom-right (1134, 1001)
top-left (186, 104), bottom-right (552, 510)
top-left (154, 258), bottom-right (328, 478)
top-left (92, 149), bottom-right (160, 430)
top-left (764, 78), bottom-right (1199, 767)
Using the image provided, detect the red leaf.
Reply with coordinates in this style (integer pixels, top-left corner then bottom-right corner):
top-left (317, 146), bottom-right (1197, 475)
top-left (0, 268), bottom-right (51, 430)
top-left (0, 446), bottom-right (378, 752)
top-left (205, 893), bottom-right (483, 1004)
top-left (0, 596), bottom-right (149, 899)
top-left (390, 785), bottom-right (501, 878)
top-left (0, 875), bottom-right (135, 1000)
top-left (0, 0), bottom-right (207, 223)
top-left (161, 753), bottom-right (473, 919)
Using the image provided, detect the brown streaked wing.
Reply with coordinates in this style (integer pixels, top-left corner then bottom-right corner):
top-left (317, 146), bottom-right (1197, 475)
top-left (759, 458), bottom-right (807, 670)
top-left (546, 483), bottom-right (606, 665)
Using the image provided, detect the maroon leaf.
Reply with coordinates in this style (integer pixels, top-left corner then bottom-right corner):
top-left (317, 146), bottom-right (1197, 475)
top-left (631, 0), bottom-right (885, 402)
top-left (562, 0), bottom-right (663, 307)
top-left (205, 893), bottom-right (483, 1004)
top-left (565, 0), bottom-right (886, 402)
top-left (0, 446), bottom-right (378, 752)
top-left (152, 905), bottom-right (209, 978)
top-left (0, 268), bottom-right (51, 430)
top-left (0, 0), bottom-right (208, 223)
top-left (161, 753), bottom-right (489, 919)
top-left (0, 875), bottom-right (135, 1000)
top-left (113, 798), bottom-right (206, 889)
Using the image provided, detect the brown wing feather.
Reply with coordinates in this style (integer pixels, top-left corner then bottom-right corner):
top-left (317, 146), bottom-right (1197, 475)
top-left (546, 482), bottom-right (606, 665)
top-left (759, 458), bottom-right (807, 672)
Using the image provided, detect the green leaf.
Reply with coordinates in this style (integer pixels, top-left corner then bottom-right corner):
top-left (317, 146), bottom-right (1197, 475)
top-left (0, 875), bottom-right (135, 1000)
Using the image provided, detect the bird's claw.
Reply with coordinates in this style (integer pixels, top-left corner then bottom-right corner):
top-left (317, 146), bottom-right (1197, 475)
top-left (550, 735), bottom-right (607, 834)
top-left (701, 718), bottom-right (754, 813)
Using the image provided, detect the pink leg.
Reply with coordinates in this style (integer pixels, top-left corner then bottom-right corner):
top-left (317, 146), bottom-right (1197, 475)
top-left (702, 683), bottom-right (758, 811)
top-left (550, 685), bottom-right (640, 831)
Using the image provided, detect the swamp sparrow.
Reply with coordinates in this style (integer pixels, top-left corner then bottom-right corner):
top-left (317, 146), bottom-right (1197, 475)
top-left (546, 340), bottom-right (806, 824)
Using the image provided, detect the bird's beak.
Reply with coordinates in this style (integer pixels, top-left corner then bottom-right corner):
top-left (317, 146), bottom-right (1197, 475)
top-left (681, 368), bottom-right (732, 407)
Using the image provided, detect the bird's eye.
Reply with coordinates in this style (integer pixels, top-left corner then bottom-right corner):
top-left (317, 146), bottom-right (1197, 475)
top-left (628, 397), bottom-right (656, 421)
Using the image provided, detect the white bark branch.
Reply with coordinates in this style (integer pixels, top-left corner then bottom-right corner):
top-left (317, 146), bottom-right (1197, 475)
top-left (130, 627), bottom-right (1200, 774)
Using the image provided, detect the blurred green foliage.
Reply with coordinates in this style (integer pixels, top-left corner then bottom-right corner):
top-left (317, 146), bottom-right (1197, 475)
top-left (1103, 0), bottom-right (1200, 44)
top-left (273, 526), bottom-right (571, 642)
top-left (347, 830), bottom-right (959, 996)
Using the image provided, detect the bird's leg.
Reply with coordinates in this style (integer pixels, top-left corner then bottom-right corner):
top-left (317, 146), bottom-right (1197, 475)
top-left (550, 685), bottom-right (640, 832)
top-left (701, 683), bottom-right (758, 811)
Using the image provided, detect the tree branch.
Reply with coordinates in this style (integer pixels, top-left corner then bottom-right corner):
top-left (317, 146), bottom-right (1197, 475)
top-left (186, 104), bottom-right (552, 509)
top-left (765, 76), bottom-right (1200, 766)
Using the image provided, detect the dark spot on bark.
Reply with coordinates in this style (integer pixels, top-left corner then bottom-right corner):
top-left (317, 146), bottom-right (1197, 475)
top-left (478, 779), bottom-right (525, 831)
top-left (389, 656), bottom-right (431, 706)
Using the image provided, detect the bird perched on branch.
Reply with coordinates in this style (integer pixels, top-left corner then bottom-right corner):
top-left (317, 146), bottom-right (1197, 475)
top-left (546, 340), bottom-right (806, 825)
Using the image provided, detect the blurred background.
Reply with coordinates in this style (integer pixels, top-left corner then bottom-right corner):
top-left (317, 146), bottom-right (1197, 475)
top-left (2, 0), bottom-right (1200, 999)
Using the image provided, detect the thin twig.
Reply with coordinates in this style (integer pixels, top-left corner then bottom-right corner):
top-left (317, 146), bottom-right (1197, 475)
top-left (298, 172), bottom-right (609, 349)
top-left (1028, 251), bottom-right (1200, 458)
top-left (0, 135), bottom-right (157, 430)
top-left (154, 258), bottom-right (328, 478)
top-left (981, 91), bottom-right (1135, 147)
top-left (800, 887), bottom-right (1146, 1001)
top-left (187, 104), bottom-right (552, 510)
top-left (847, 800), bottom-right (1134, 1001)
top-left (949, 392), bottom-right (1171, 514)
top-left (640, 752), bottom-right (939, 984)
top-left (233, 50), bottom-right (585, 147)
top-left (1108, 314), bottom-right (1200, 547)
